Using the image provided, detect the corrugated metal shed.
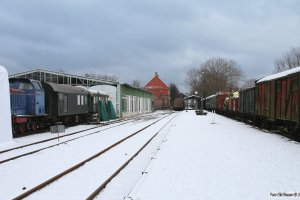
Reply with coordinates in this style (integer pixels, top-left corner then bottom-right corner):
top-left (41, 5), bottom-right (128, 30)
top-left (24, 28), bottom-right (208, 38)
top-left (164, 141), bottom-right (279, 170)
top-left (9, 68), bottom-right (118, 87)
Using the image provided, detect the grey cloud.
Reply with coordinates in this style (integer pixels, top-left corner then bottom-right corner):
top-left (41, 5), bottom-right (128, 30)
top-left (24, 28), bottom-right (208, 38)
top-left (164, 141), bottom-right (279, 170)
top-left (0, 0), bottom-right (300, 92)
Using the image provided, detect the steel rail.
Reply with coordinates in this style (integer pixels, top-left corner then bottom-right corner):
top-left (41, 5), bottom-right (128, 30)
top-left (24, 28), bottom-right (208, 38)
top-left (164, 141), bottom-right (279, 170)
top-left (12, 113), bottom-right (172, 200)
top-left (0, 119), bottom-right (139, 164)
top-left (86, 114), bottom-right (177, 200)
top-left (1, 112), bottom-right (166, 155)
top-left (0, 113), bottom-right (167, 164)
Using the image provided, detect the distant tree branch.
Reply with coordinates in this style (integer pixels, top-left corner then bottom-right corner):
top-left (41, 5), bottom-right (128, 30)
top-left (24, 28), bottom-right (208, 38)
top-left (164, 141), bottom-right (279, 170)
top-left (274, 47), bottom-right (300, 73)
top-left (84, 72), bottom-right (119, 81)
top-left (185, 57), bottom-right (244, 96)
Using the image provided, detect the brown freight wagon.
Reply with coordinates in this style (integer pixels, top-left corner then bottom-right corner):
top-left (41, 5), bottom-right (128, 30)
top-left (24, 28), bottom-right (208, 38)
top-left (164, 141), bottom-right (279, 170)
top-left (255, 67), bottom-right (300, 133)
top-left (216, 92), bottom-right (229, 113)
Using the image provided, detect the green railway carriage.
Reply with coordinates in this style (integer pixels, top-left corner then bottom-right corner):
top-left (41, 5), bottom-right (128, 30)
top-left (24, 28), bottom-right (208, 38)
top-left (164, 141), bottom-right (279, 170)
top-left (204, 94), bottom-right (216, 111)
top-left (239, 87), bottom-right (255, 120)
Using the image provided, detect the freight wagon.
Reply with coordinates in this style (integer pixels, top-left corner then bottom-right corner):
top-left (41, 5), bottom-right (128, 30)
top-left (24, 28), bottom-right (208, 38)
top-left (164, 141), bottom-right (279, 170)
top-left (255, 67), bottom-right (300, 132)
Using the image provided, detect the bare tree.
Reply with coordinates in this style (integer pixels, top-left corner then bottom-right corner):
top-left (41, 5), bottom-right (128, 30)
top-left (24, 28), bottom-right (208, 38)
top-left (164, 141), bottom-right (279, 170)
top-left (84, 72), bottom-right (119, 81)
top-left (185, 57), bottom-right (244, 96)
top-left (241, 78), bottom-right (256, 89)
top-left (131, 80), bottom-right (141, 88)
top-left (169, 83), bottom-right (181, 107)
top-left (274, 47), bottom-right (300, 72)
top-left (185, 68), bottom-right (202, 94)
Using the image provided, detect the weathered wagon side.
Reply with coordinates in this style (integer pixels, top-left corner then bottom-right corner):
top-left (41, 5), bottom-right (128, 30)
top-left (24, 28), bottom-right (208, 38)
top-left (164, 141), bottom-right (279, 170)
top-left (239, 87), bottom-right (255, 121)
top-left (204, 94), bottom-right (216, 111)
top-left (255, 67), bottom-right (300, 133)
top-left (216, 92), bottom-right (229, 114)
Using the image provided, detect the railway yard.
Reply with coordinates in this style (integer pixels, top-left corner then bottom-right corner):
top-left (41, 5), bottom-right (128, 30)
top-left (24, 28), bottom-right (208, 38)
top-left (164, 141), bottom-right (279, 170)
top-left (1, 2), bottom-right (300, 199)
top-left (1, 110), bottom-right (300, 200)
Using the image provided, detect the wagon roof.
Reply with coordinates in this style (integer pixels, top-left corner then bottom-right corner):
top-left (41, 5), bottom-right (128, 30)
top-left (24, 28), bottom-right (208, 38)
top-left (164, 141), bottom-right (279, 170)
top-left (205, 92), bottom-right (228, 99)
top-left (257, 66), bottom-right (300, 83)
top-left (205, 94), bottom-right (217, 99)
top-left (45, 82), bottom-right (89, 95)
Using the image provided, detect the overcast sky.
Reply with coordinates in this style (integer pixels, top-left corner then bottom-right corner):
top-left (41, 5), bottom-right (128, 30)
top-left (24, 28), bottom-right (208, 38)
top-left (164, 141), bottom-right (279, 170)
top-left (1, 0), bottom-right (300, 92)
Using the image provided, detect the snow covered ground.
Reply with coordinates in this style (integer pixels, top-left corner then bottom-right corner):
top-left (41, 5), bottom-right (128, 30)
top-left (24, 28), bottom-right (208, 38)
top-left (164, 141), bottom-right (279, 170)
top-left (0, 111), bottom-right (174, 199)
top-left (1, 110), bottom-right (300, 200)
top-left (123, 111), bottom-right (300, 200)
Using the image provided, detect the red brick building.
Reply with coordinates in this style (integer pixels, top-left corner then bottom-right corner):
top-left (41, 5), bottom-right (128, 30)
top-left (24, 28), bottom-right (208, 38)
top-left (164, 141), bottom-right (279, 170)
top-left (144, 72), bottom-right (170, 110)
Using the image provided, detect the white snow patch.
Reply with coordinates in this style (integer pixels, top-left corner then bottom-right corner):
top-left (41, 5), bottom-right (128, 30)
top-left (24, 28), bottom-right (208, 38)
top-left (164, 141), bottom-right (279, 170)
top-left (126, 111), bottom-right (300, 200)
top-left (0, 65), bottom-right (13, 145)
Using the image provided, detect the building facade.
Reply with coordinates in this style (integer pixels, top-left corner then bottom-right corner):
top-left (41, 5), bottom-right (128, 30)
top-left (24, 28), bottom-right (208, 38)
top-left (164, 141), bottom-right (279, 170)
top-left (121, 84), bottom-right (153, 117)
top-left (144, 72), bottom-right (170, 110)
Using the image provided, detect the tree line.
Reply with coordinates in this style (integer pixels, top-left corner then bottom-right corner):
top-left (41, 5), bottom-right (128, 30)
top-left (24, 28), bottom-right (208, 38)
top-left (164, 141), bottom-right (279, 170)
top-left (83, 46), bottom-right (300, 105)
top-left (185, 57), bottom-right (244, 97)
top-left (185, 46), bottom-right (300, 97)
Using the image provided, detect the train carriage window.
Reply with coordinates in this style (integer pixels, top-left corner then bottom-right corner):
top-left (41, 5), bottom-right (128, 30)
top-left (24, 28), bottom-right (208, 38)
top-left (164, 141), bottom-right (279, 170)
top-left (59, 93), bottom-right (64, 101)
top-left (64, 94), bottom-right (68, 113)
top-left (77, 95), bottom-right (80, 105)
top-left (292, 79), bottom-right (298, 91)
top-left (19, 82), bottom-right (33, 90)
top-left (81, 95), bottom-right (84, 105)
top-left (9, 82), bottom-right (18, 89)
top-left (32, 81), bottom-right (42, 90)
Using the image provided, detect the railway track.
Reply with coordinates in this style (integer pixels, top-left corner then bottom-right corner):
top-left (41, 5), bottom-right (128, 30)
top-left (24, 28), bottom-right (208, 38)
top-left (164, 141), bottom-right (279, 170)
top-left (11, 112), bottom-right (177, 200)
top-left (0, 112), bottom-right (170, 165)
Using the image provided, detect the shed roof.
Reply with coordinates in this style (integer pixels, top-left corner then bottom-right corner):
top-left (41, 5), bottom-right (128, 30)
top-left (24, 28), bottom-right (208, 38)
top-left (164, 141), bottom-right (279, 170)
top-left (9, 68), bottom-right (119, 87)
top-left (122, 83), bottom-right (152, 93)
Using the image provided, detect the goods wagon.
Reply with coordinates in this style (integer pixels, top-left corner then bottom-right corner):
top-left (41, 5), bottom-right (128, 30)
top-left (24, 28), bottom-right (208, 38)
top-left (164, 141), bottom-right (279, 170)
top-left (216, 92), bottom-right (228, 112)
top-left (239, 87), bottom-right (255, 121)
top-left (224, 91), bottom-right (239, 112)
top-left (173, 97), bottom-right (184, 111)
top-left (224, 91), bottom-right (239, 118)
top-left (256, 67), bottom-right (300, 132)
top-left (204, 94), bottom-right (216, 111)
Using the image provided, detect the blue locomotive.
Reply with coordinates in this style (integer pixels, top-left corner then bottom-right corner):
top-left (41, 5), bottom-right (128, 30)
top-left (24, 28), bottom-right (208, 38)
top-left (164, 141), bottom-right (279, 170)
top-left (9, 78), bottom-right (109, 136)
top-left (10, 78), bottom-right (46, 133)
